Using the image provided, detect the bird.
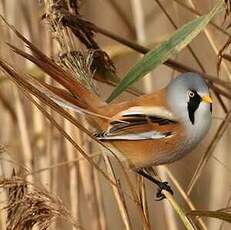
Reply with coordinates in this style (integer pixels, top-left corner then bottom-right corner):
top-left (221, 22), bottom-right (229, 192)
top-left (44, 71), bottom-right (213, 199)
top-left (0, 40), bottom-right (213, 200)
top-left (93, 72), bottom-right (212, 199)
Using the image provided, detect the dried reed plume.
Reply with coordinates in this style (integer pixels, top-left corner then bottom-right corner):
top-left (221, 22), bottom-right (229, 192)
top-left (1, 170), bottom-right (81, 230)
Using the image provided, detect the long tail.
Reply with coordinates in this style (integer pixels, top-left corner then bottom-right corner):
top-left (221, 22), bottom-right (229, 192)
top-left (3, 21), bottom-right (105, 116)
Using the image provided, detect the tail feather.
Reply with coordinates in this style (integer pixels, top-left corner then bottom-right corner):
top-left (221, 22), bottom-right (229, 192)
top-left (36, 80), bottom-right (88, 110)
top-left (0, 18), bottom-right (108, 128)
top-left (0, 57), bottom-right (111, 127)
top-left (36, 80), bottom-right (112, 121)
top-left (8, 42), bottom-right (105, 112)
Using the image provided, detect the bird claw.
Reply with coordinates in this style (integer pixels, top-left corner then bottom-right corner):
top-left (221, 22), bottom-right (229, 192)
top-left (155, 181), bottom-right (174, 201)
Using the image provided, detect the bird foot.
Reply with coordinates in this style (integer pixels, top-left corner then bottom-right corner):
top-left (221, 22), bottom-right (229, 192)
top-left (155, 181), bottom-right (174, 201)
top-left (136, 169), bottom-right (174, 201)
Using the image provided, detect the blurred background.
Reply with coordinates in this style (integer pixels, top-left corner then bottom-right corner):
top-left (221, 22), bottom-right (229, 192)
top-left (0, 0), bottom-right (231, 229)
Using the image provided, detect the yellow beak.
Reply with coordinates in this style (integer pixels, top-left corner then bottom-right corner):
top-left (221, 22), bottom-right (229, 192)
top-left (202, 95), bottom-right (212, 104)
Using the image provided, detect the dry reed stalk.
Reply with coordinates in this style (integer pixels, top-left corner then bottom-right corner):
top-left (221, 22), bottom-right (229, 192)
top-left (163, 166), bottom-right (208, 230)
top-left (129, 1), bottom-right (152, 228)
top-left (173, 0), bottom-right (230, 36)
top-left (8, 4), bottom-right (34, 188)
top-left (64, 117), bottom-right (79, 230)
top-left (218, 191), bottom-right (231, 230)
top-left (0, 7), bottom-right (17, 212)
top-left (24, 1), bottom-right (47, 193)
top-left (187, 109), bottom-right (231, 194)
top-left (103, 154), bottom-right (133, 230)
top-left (32, 101), bottom-right (46, 186)
top-left (146, 168), bottom-right (196, 230)
top-left (93, 166), bottom-right (107, 230)
top-left (13, 88), bottom-right (33, 168)
top-left (77, 121), bottom-right (101, 230)
top-left (0, 189), bottom-right (6, 229)
top-left (44, 36), bottom-right (55, 197)
top-left (157, 168), bottom-right (178, 230)
top-left (43, 111), bottom-right (53, 190)
top-left (0, 90), bottom-right (17, 122)
top-left (0, 150), bottom-right (7, 230)
top-left (162, 190), bottom-right (197, 230)
top-left (105, 0), bottom-right (136, 37)
top-left (57, 128), bottom-right (73, 229)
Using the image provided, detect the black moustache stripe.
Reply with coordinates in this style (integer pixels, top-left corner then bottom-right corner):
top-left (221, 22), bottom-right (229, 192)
top-left (187, 91), bottom-right (202, 125)
top-left (210, 103), bottom-right (212, 112)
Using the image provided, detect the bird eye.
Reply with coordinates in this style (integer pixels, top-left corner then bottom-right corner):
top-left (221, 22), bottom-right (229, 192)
top-left (188, 90), bottom-right (195, 98)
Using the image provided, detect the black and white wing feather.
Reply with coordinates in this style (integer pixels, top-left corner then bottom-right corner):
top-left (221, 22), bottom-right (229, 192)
top-left (95, 106), bottom-right (178, 141)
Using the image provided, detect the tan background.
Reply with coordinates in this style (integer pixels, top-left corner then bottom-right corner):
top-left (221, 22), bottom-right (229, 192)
top-left (0, 0), bottom-right (230, 229)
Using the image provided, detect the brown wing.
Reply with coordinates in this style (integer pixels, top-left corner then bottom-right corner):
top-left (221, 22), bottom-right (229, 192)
top-left (95, 108), bottom-right (178, 140)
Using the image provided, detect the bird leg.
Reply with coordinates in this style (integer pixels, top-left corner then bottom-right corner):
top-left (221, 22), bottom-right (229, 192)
top-left (136, 169), bottom-right (173, 201)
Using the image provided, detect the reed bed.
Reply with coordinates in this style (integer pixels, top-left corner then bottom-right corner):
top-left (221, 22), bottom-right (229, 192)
top-left (0, 0), bottom-right (231, 229)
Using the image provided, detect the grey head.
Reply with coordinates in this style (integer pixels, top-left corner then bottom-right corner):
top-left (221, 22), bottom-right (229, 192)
top-left (166, 72), bottom-right (212, 151)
